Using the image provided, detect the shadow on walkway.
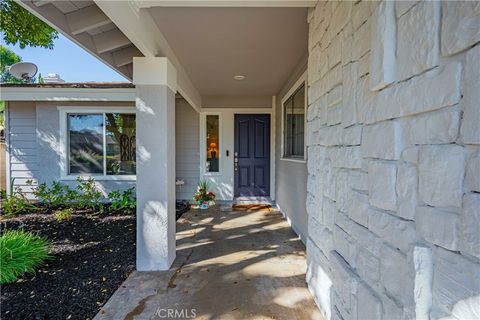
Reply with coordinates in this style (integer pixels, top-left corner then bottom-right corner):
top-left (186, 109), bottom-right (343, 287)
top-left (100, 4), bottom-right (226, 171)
top-left (95, 206), bottom-right (323, 320)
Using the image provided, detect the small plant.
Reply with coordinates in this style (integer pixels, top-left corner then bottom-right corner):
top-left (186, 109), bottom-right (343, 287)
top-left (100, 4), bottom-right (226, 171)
top-left (192, 180), bottom-right (216, 204)
top-left (53, 208), bottom-right (73, 222)
top-left (108, 187), bottom-right (136, 213)
top-left (30, 180), bottom-right (78, 208)
top-left (76, 177), bottom-right (103, 210)
top-left (0, 230), bottom-right (52, 284)
top-left (64, 187), bottom-right (80, 205)
top-left (0, 179), bottom-right (36, 216)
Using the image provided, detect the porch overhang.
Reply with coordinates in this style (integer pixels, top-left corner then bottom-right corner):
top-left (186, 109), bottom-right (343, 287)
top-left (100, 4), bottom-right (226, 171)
top-left (16, 0), bottom-right (308, 113)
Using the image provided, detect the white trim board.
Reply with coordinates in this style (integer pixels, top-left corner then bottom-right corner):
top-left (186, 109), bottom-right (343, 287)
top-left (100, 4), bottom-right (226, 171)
top-left (4, 102), bottom-right (11, 195)
top-left (0, 87), bottom-right (135, 102)
top-left (280, 70), bottom-right (307, 163)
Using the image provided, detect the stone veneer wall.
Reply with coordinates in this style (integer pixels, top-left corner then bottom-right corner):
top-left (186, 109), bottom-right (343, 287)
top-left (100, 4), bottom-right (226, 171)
top-left (305, 1), bottom-right (480, 319)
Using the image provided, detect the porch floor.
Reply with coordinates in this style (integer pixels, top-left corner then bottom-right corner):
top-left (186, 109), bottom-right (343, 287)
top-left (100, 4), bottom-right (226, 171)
top-left (95, 206), bottom-right (322, 320)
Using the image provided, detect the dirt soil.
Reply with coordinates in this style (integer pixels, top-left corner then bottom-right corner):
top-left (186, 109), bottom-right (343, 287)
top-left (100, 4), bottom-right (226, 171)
top-left (1, 212), bottom-right (135, 320)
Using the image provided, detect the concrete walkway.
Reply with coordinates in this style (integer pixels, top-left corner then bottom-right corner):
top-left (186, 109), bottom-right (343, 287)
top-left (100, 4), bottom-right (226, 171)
top-left (95, 206), bottom-right (322, 320)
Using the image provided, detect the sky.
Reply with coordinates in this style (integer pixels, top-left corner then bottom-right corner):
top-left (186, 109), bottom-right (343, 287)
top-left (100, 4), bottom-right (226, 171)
top-left (3, 34), bottom-right (129, 83)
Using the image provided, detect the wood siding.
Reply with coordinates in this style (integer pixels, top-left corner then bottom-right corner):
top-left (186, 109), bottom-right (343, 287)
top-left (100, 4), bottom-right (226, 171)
top-left (175, 99), bottom-right (200, 200)
top-left (7, 102), bottom-right (38, 196)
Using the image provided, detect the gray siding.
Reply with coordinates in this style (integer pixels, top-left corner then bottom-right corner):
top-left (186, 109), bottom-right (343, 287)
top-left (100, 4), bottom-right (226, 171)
top-left (175, 98), bottom-right (200, 200)
top-left (275, 60), bottom-right (308, 242)
top-left (7, 100), bottom-right (200, 201)
top-left (7, 102), bottom-right (38, 196)
top-left (35, 102), bottom-right (136, 195)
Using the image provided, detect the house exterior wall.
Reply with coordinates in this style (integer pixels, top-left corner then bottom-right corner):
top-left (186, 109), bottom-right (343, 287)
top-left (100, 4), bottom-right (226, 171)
top-left (6, 100), bottom-right (199, 200)
top-left (6, 101), bottom-right (38, 195)
top-left (306, 1), bottom-right (480, 319)
top-left (200, 107), bottom-right (274, 201)
top-left (35, 102), bottom-right (136, 194)
top-left (275, 61), bottom-right (308, 242)
top-left (175, 98), bottom-right (200, 200)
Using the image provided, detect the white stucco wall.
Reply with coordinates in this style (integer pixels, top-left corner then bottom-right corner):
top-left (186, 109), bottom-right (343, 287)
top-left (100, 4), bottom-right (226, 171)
top-left (275, 60), bottom-right (309, 243)
top-left (306, 1), bottom-right (480, 319)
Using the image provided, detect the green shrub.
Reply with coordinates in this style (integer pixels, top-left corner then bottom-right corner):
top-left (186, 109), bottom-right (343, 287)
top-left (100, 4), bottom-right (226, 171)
top-left (29, 178), bottom-right (103, 211)
top-left (0, 179), bottom-right (36, 216)
top-left (76, 177), bottom-right (103, 210)
top-left (108, 187), bottom-right (136, 213)
top-left (0, 230), bottom-right (51, 284)
top-left (29, 180), bottom-right (80, 207)
top-left (53, 208), bottom-right (73, 222)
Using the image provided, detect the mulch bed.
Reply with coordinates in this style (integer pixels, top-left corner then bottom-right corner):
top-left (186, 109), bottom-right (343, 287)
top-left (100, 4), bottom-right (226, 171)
top-left (0, 212), bottom-right (136, 320)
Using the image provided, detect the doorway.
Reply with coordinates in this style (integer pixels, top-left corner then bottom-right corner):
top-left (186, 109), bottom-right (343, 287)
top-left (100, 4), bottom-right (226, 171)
top-left (234, 114), bottom-right (271, 197)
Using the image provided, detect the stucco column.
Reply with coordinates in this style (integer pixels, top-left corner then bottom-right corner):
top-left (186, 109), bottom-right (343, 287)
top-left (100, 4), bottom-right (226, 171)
top-left (133, 57), bottom-right (177, 271)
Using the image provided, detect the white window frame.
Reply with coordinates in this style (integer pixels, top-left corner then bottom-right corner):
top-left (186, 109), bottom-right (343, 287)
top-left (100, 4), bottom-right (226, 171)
top-left (280, 71), bottom-right (307, 163)
top-left (200, 112), bottom-right (223, 177)
top-left (58, 106), bottom-right (136, 181)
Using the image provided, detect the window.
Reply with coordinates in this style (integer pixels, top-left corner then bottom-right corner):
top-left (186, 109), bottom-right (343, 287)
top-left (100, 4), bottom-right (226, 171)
top-left (283, 83), bottom-right (305, 159)
top-left (206, 115), bottom-right (219, 173)
top-left (66, 111), bottom-right (136, 177)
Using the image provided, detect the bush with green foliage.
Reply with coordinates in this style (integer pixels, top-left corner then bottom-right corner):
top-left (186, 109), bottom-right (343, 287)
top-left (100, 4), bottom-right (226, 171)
top-left (108, 187), bottom-right (136, 213)
top-left (28, 178), bottom-right (103, 210)
top-left (31, 181), bottom-right (78, 207)
top-left (0, 179), bottom-right (36, 216)
top-left (0, 230), bottom-right (51, 284)
top-left (76, 177), bottom-right (103, 210)
top-left (4, 177), bottom-right (137, 215)
top-left (53, 208), bottom-right (73, 222)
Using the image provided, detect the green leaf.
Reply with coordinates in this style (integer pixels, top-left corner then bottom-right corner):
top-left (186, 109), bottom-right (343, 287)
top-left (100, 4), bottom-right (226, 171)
top-left (0, 0), bottom-right (58, 49)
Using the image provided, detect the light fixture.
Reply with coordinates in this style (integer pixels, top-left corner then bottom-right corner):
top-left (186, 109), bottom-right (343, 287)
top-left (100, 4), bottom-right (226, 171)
top-left (233, 75), bottom-right (245, 81)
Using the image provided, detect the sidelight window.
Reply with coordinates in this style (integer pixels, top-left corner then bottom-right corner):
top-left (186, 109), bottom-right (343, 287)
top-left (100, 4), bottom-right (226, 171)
top-left (206, 115), bottom-right (220, 173)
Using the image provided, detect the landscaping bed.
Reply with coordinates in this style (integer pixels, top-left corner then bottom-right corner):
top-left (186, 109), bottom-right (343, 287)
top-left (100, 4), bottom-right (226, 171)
top-left (0, 210), bottom-right (135, 320)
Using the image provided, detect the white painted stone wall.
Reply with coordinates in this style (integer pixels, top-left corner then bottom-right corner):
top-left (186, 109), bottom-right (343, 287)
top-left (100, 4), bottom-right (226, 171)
top-left (306, 1), bottom-right (480, 319)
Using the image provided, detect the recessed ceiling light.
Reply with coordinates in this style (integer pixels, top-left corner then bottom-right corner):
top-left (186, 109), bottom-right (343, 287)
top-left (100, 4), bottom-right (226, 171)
top-left (233, 75), bottom-right (245, 81)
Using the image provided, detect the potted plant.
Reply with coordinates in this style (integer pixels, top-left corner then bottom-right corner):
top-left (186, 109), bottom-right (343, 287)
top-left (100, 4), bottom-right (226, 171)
top-left (192, 180), bottom-right (216, 209)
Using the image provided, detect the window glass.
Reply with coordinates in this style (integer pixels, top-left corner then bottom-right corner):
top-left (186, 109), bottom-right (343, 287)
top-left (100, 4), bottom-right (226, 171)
top-left (284, 97), bottom-right (293, 156)
top-left (283, 84), bottom-right (305, 158)
top-left (68, 114), bottom-right (104, 174)
top-left (105, 113), bottom-right (136, 175)
top-left (206, 115), bottom-right (219, 172)
top-left (67, 112), bottom-right (136, 176)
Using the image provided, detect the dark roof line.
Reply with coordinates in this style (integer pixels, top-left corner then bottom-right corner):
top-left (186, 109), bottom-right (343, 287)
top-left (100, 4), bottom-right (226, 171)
top-left (0, 82), bottom-right (135, 89)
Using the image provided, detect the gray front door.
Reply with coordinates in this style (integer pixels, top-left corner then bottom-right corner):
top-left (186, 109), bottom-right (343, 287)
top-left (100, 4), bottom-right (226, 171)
top-left (234, 114), bottom-right (270, 197)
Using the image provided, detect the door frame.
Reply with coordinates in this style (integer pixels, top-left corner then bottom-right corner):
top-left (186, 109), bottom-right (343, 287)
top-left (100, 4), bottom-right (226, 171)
top-left (200, 105), bottom-right (276, 201)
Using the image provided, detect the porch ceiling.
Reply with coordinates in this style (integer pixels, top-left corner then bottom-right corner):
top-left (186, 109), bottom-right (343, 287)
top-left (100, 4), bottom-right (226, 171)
top-left (148, 7), bottom-right (308, 97)
top-left (19, 1), bottom-right (308, 109)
